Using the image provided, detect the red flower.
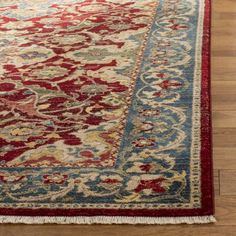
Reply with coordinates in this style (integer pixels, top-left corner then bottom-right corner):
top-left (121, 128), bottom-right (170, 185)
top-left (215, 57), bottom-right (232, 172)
top-left (102, 178), bottom-right (120, 184)
top-left (157, 80), bottom-right (182, 89)
top-left (139, 164), bottom-right (153, 172)
top-left (80, 150), bottom-right (94, 158)
top-left (134, 178), bottom-right (166, 193)
top-left (0, 175), bottom-right (25, 183)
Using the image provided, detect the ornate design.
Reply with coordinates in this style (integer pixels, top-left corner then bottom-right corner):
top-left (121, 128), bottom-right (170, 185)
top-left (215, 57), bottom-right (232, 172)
top-left (0, 0), bottom-right (211, 213)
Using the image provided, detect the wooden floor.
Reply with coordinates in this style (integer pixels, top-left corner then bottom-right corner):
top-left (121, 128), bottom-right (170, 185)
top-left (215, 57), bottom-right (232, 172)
top-left (0, 0), bottom-right (236, 235)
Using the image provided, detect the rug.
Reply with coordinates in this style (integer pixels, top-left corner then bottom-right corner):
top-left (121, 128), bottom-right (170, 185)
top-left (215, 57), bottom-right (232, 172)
top-left (0, 0), bottom-right (214, 224)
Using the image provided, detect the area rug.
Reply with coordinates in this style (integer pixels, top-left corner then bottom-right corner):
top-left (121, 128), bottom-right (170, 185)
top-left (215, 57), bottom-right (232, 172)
top-left (0, 0), bottom-right (215, 224)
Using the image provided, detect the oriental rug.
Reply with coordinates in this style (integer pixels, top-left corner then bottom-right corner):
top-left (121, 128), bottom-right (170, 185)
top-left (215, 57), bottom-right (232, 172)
top-left (0, 0), bottom-right (215, 224)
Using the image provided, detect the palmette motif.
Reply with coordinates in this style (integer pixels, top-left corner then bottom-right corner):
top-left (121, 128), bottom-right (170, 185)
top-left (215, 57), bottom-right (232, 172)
top-left (0, 0), bottom-right (204, 209)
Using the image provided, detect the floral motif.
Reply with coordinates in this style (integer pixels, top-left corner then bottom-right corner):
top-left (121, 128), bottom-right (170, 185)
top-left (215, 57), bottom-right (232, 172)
top-left (0, 123), bottom-right (45, 142)
top-left (132, 137), bottom-right (156, 148)
top-left (31, 66), bottom-right (69, 79)
top-left (43, 173), bottom-right (68, 185)
top-left (0, 174), bottom-right (25, 183)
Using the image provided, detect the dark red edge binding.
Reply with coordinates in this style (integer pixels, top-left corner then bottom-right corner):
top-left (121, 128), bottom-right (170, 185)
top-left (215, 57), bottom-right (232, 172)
top-left (0, 0), bottom-right (214, 217)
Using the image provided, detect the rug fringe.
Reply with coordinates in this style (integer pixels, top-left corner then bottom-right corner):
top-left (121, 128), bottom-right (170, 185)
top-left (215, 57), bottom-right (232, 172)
top-left (0, 215), bottom-right (216, 225)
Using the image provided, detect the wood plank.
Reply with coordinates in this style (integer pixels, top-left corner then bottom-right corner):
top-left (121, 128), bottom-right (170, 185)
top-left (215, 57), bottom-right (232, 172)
top-left (213, 0), bottom-right (236, 13)
top-left (214, 148), bottom-right (236, 170)
top-left (213, 128), bottom-right (236, 148)
top-left (211, 57), bottom-right (236, 80)
top-left (212, 20), bottom-right (236, 29)
top-left (212, 96), bottom-right (236, 111)
top-left (220, 171), bottom-right (236, 196)
top-left (212, 81), bottom-right (236, 110)
top-left (212, 37), bottom-right (236, 51)
top-left (215, 196), bottom-right (236, 226)
top-left (212, 50), bottom-right (236, 57)
top-left (1, 225), bottom-right (236, 236)
top-left (212, 82), bottom-right (236, 110)
top-left (214, 170), bottom-right (220, 196)
top-left (213, 111), bottom-right (236, 128)
top-left (213, 12), bottom-right (236, 20)
top-left (212, 81), bottom-right (236, 94)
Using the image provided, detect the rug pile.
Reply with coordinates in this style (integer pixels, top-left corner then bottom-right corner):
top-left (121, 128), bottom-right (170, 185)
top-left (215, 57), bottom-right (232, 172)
top-left (0, 0), bottom-right (214, 224)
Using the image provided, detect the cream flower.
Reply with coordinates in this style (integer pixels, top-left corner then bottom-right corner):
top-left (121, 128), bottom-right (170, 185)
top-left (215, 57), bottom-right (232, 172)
top-left (0, 122), bottom-right (44, 142)
top-left (3, 21), bottom-right (34, 29)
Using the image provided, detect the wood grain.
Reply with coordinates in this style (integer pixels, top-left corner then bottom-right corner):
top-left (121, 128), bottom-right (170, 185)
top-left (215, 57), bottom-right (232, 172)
top-left (211, 57), bottom-right (236, 79)
top-left (220, 171), bottom-right (236, 195)
top-left (215, 196), bottom-right (236, 226)
top-left (2, 225), bottom-right (235, 236)
top-left (214, 148), bottom-right (236, 170)
top-left (1, 225), bottom-right (236, 236)
top-left (0, 0), bottom-right (236, 235)
top-left (213, 128), bottom-right (236, 148)
top-left (214, 170), bottom-right (220, 196)
top-left (213, 111), bottom-right (236, 127)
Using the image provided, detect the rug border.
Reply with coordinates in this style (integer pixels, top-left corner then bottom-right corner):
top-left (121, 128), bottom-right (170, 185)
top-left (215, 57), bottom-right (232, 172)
top-left (0, 0), bottom-right (215, 222)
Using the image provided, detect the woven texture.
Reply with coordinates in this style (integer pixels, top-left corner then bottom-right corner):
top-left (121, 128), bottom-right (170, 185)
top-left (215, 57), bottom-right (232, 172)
top-left (0, 0), bottom-right (214, 224)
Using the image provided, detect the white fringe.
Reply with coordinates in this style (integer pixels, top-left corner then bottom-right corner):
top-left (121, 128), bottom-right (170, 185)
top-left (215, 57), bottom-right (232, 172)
top-left (0, 215), bottom-right (216, 225)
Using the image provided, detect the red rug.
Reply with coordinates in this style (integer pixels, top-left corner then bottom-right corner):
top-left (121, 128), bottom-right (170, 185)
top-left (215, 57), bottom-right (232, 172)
top-left (0, 0), bottom-right (214, 224)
